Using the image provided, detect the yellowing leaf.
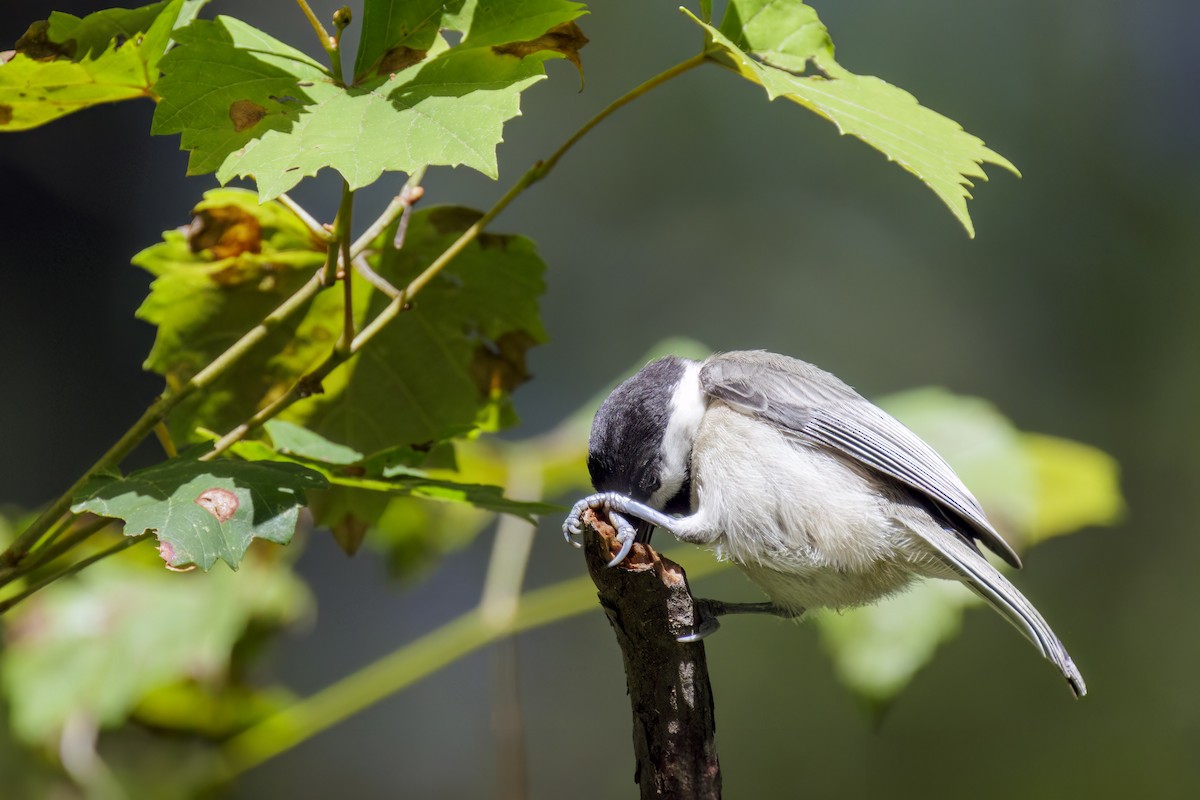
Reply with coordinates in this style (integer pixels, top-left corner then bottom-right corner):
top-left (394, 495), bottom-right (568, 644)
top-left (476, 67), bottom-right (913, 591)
top-left (1024, 433), bottom-right (1124, 544)
top-left (0, 0), bottom-right (185, 131)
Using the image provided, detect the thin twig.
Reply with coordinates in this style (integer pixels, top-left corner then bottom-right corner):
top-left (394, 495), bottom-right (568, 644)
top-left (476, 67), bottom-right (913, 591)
top-left (153, 421), bottom-right (178, 458)
top-left (351, 168), bottom-right (427, 258)
top-left (23, 516), bottom-right (115, 573)
top-left (278, 193), bottom-right (334, 243)
top-left (335, 181), bottom-right (355, 352)
top-left (481, 452), bottom-right (541, 800)
top-left (351, 255), bottom-right (403, 300)
top-left (0, 533), bottom-right (152, 615)
top-left (294, 0), bottom-right (333, 58)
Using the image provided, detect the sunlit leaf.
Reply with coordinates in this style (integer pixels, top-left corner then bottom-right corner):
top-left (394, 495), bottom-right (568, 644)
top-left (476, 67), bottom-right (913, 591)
top-left (153, 4), bottom-right (588, 199)
top-left (353, 0), bottom-right (588, 83)
top-left (683, 0), bottom-right (1017, 236)
top-left (264, 419), bottom-right (363, 465)
top-left (0, 0), bottom-right (186, 131)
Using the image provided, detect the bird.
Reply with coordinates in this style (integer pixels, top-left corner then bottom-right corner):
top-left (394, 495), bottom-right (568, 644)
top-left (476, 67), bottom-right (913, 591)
top-left (563, 350), bottom-right (1085, 697)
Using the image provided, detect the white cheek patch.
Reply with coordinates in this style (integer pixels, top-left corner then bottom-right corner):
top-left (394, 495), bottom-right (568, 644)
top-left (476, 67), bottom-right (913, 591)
top-left (649, 361), bottom-right (706, 509)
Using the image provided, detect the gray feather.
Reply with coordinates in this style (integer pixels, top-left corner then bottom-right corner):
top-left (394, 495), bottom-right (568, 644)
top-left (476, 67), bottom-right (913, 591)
top-left (701, 351), bottom-right (1023, 569)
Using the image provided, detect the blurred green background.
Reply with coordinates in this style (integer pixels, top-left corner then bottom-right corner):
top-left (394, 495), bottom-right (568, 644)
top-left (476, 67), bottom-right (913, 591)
top-left (2, 0), bottom-right (1198, 797)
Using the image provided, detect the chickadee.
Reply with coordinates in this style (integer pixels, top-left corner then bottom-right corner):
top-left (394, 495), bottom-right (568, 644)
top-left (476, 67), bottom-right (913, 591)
top-left (564, 350), bottom-right (1085, 697)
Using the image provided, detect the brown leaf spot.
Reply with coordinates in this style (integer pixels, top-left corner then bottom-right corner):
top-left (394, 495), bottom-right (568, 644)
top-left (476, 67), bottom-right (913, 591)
top-left (15, 21), bottom-right (76, 61)
top-left (493, 21), bottom-right (588, 85)
top-left (157, 538), bottom-right (195, 571)
top-left (470, 330), bottom-right (537, 396)
top-left (196, 488), bottom-right (239, 522)
top-left (375, 45), bottom-right (427, 76)
top-left (187, 204), bottom-right (263, 260)
top-left (0, 106), bottom-right (12, 125)
top-left (229, 99), bottom-right (267, 132)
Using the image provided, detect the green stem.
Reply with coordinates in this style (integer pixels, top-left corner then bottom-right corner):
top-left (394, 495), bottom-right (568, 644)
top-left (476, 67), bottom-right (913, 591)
top-left (278, 193), bottom-right (334, 243)
top-left (293, 0), bottom-right (334, 63)
top-left (532, 52), bottom-right (707, 184)
top-left (202, 346), bottom-right (348, 461)
top-left (335, 182), bottom-right (355, 353)
top-left (23, 516), bottom-right (115, 573)
top-left (0, 534), bottom-right (152, 615)
top-left (352, 53), bottom-right (707, 351)
top-left (222, 551), bottom-right (726, 777)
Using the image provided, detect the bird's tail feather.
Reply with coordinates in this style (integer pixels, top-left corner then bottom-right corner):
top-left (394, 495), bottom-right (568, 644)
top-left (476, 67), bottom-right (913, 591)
top-left (922, 527), bottom-right (1086, 698)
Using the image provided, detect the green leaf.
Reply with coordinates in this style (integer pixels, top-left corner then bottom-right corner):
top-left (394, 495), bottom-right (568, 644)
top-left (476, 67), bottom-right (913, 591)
top-left (151, 17), bottom-right (330, 176)
top-left (816, 580), bottom-right (974, 708)
top-left (70, 458), bottom-right (328, 570)
top-left (136, 202), bottom-right (547, 456)
top-left (154, 6), bottom-right (587, 199)
top-left (133, 188), bottom-right (329, 444)
top-left (0, 553), bottom-right (309, 744)
top-left (354, 0), bottom-right (588, 83)
top-left (0, 0), bottom-right (186, 131)
top-left (683, 0), bottom-right (1017, 237)
top-left (229, 423), bottom-right (557, 571)
top-left (264, 419), bottom-right (363, 465)
top-left (812, 387), bottom-right (1124, 705)
top-left (284, 206), bottom-right (548, 454)
top-left (880, 387), bottom-right (1037, 537)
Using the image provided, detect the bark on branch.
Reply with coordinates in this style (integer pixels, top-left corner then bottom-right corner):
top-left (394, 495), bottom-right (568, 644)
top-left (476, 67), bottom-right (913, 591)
top-left (581, 509), bottom-right (721, 800)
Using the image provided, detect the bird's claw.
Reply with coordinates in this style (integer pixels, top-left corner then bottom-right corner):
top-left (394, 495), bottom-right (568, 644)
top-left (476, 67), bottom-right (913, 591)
top-left (562, 496), bottom-right (592, 548)
top-left (561, 493), bottom-right (641, 567)
top-left (676, 610), bottom-right (721, 643)
top-left (606, 511), bottom-right (638, 567)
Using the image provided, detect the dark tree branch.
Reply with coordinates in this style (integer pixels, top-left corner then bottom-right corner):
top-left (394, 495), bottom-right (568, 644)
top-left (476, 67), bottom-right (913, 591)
top-left (581, 510), bottom-right (721, 800)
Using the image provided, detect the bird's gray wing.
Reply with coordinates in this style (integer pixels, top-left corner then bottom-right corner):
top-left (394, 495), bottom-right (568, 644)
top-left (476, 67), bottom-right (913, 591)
top-left (700, 351), bottom-right (1023, 569)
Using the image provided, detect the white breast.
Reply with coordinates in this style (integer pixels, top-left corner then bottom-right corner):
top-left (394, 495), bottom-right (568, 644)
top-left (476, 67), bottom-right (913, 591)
top-left (689, 404), bottom-right (920, 611)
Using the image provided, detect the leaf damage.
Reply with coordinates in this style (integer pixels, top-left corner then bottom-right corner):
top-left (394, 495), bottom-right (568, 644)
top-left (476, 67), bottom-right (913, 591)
top-left (470, 330), bottom-right (537, 396)
top-left (365, 45), bottom-right (428, 80)
top-left (186, 203), bottom-right (263, 259)
top-left (195, 487), bottom-right (239, 522)
top-left (493, 21), bottom-right (588, 84)
top-left (14, 20), bottom-right (76, 61)
top-left (229, 98), bottom-right (267, 132)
